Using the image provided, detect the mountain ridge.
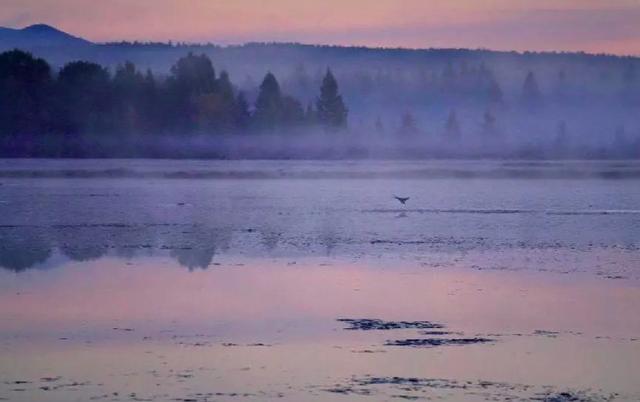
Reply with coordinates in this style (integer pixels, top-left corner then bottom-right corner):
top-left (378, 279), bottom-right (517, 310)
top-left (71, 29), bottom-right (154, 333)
top-left (0, 23), bottom-right (92, 50)
top-left (1, 23), bottom-right (638, 60)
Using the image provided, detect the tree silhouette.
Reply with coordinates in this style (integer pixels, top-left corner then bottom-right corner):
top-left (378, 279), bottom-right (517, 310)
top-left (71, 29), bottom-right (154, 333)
top-left (194, 70), bottom-right (236, 133)
top-left (522, 71), bottom-right (542, 110)
top-left (316, 69), bottom-right (348, 131)
top-left (253, 72), bottom-right (284, 131)
top-left (487, 78), bottom-right (503, 105)
top-left (168, 52), bottom-right (217, 95)
top-left (554, 120), bottom-right (570, 157)
top-left (375, 116), bottom-right (385, 134)
top-left (0, 50), bottom-right (53, 153)
top-left (445, 110), bottom-right (461, 139)
top-left (398, 112), bottom-right (419, 135)
top-left (112, 61), bottom-right (149, 135)
top-left (57, 60), bottom-right (113, 137)
top-left (482, 110), bottom-right (498, 136)
top-left (165, 53), bottom-right (217, 131)
top-left (305, 102), bottom-right (316, 125)
top-left (234, 91), bottom-right (251, 130)
top-left (282, 96), bottom-right (305, 126)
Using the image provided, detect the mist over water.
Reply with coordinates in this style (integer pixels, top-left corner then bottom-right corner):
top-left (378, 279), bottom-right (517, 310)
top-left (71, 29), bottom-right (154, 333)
top-left (2, 20), bottom-right (640, 402)
top-left (1, 159), bottom-right (638, 274)
top-left (1, 36), bottom-right (640, 159)
top-left (1, 159), bottom-right (639, 402)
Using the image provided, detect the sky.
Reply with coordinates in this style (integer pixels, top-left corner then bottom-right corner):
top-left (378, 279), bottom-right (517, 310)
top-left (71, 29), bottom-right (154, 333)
top-left (1, 0), bottom-right (640, 55)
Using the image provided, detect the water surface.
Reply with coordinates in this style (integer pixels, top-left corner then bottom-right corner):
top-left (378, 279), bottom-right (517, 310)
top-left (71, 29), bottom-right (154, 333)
top-left (0, 159), bottom-right (639, 401)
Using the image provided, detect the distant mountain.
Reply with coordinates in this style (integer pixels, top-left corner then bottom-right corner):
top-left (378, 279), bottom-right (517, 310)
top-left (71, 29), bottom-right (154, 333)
top-left (1, 23), bottom-right (637, 73)
top-left (1, 24), bottom-right (639, 159)
top-left (0, 24), bottom-right (92, 51)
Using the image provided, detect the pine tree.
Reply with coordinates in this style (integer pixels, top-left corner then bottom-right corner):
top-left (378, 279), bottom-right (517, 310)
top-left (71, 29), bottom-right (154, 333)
top-left (445, 110), bottom-right (461, 139)
top-left (166, 53), bottom-right (217, 131)
top-left (305, 103), bottom-right (316, 125)
top-left (215, 70), bottom-right (237, 131)
top-left (316, 69), bottom-right (348, 131)
top-left (0, 50), bottom-right (53, 140)
top-left (482, 110), bottom-right (498, 136)
top-left (487, 78), bottom-right (503, 105)
top-left (375, 116), bottom-right (385, 134)
top-left (141, 69), bottom-right (159, 134)
top-left (253, 72), bottom-right (283, 131)
top-left (282, 96), bottom-right (305, 126)
top-left (554, 120), bottom-right (569, 156)
top-left (169, 52), bottom-right (217, 95)
top-left (57, 61), bottom-right (113, 136)
top-left (522, 71), bottom-right (542, 110)
top-left (113, 61), bottom-right (146, 134)
top-left (398, 112), bottom-right (419, 135)
top-left (234, 91), bottom-right (250, 130)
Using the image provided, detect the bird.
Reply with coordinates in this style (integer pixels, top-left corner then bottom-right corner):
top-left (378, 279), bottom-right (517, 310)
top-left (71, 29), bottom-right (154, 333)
top-left (394, 195), bottom-right (410, 205)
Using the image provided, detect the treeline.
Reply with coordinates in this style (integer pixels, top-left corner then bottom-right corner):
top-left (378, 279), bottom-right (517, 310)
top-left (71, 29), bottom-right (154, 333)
top-left (0, 49), bottom-right (347, 156)
top-left (1, 48), bottom-right (639, 159)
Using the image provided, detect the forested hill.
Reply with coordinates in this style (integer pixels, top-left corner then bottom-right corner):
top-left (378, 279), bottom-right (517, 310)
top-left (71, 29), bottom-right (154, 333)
top-left (1, 24), bottom-right (640, 159)
top-left (2, 24), bottom-right (638, 75)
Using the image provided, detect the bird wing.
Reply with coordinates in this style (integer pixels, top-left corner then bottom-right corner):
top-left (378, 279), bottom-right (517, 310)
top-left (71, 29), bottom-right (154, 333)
top-left (394, 196), bottom-right (410, 203)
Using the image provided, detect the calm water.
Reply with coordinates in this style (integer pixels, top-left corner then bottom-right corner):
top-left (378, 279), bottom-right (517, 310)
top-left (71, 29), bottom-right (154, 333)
top-left (0, 159), bottom-right (639, 401)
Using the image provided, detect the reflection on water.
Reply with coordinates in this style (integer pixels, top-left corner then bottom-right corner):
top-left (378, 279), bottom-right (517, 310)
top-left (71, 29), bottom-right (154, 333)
top-left (1, 256), bottom-right (639, 401)
top-left (2, 223), bottom-right (639, 280)
top-left (1, 160), bottom-right (640, 401)
top-left (0, 226), bottom-right (238, 272)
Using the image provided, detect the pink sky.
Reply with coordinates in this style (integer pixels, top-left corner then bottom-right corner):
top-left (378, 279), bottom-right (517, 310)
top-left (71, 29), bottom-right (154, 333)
top-left (2, 0), bottom-right (640, 55)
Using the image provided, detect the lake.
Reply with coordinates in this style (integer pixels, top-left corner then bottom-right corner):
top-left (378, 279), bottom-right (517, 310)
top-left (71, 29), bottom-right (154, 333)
top-left (0, 159), bottom-right (639, 402)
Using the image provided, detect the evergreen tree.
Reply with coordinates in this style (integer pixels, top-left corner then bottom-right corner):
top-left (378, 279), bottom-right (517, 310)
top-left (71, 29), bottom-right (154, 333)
top-left (197, 70), bottom-right (236, 132)
top-left (282, 96), bottom-right (305, 126)
top-left (0, 50), bottom-right (53, 143)
top-left (140, 69), bottom-right (160, 133)
top-left (487, 78), bottom-right (503, 105)
top-left (234, 91), bottom-right (251, 130)
top-left (445, 110), bottom-right (461, 139)
top-left (554, 120), bottom-right (570, 157)
top-left (375, 116), bottom-right (385, 135)
top-left (554, 70), bottom-right (569, 100)
top-left (481, 110), bottom-right (498, 136)
top-left (305, 103), bottom-right (316, 125)
top-left (398, 112), bottom-right (419, 135)
top-left (168, 52), bottom-right (217, 95)
top-left (253, 72), bottom-right (283, 131)
top-left (166, 53), bottom-right (217, 131)
top-left (316, 69), bottom-right (348, 131)
top-left (112, 61), bottom-right (147, 134)
top-left (522, 71), bottom-right (542, 110)
top-left (57, 61), bottom-right (113, 136)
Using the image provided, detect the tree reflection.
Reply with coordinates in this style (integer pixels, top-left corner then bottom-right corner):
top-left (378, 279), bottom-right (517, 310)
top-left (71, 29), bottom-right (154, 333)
top-left (0, 224), bottom-right (276, 272)
top-left (0, 231), bottom-right (52, 272)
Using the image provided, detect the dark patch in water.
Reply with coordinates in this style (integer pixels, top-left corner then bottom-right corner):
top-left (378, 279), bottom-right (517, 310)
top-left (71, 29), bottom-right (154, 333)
top-left (39, 377), bottom-right (61, 383)
top-left (351, 349), bottom-right (386, 354)
top-left (113, 327), bottom-right (135, 332)
top-left (419, 331), bottom-right (457, 336)
top-left (535, 391), bottom-right (616, 402)
top-left (321, 376), bottom-right (618, 401)
top-left (534, 330), bottom-right (561, 338)
top-left (338, 318), bottom-right (444, 331)
top-left (385, 338), bottom-right (494, 347)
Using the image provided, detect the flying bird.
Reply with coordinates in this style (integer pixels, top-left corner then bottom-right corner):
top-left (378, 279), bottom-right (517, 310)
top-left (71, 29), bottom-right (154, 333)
top-left (394, 195), bottom-right (410, 205)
